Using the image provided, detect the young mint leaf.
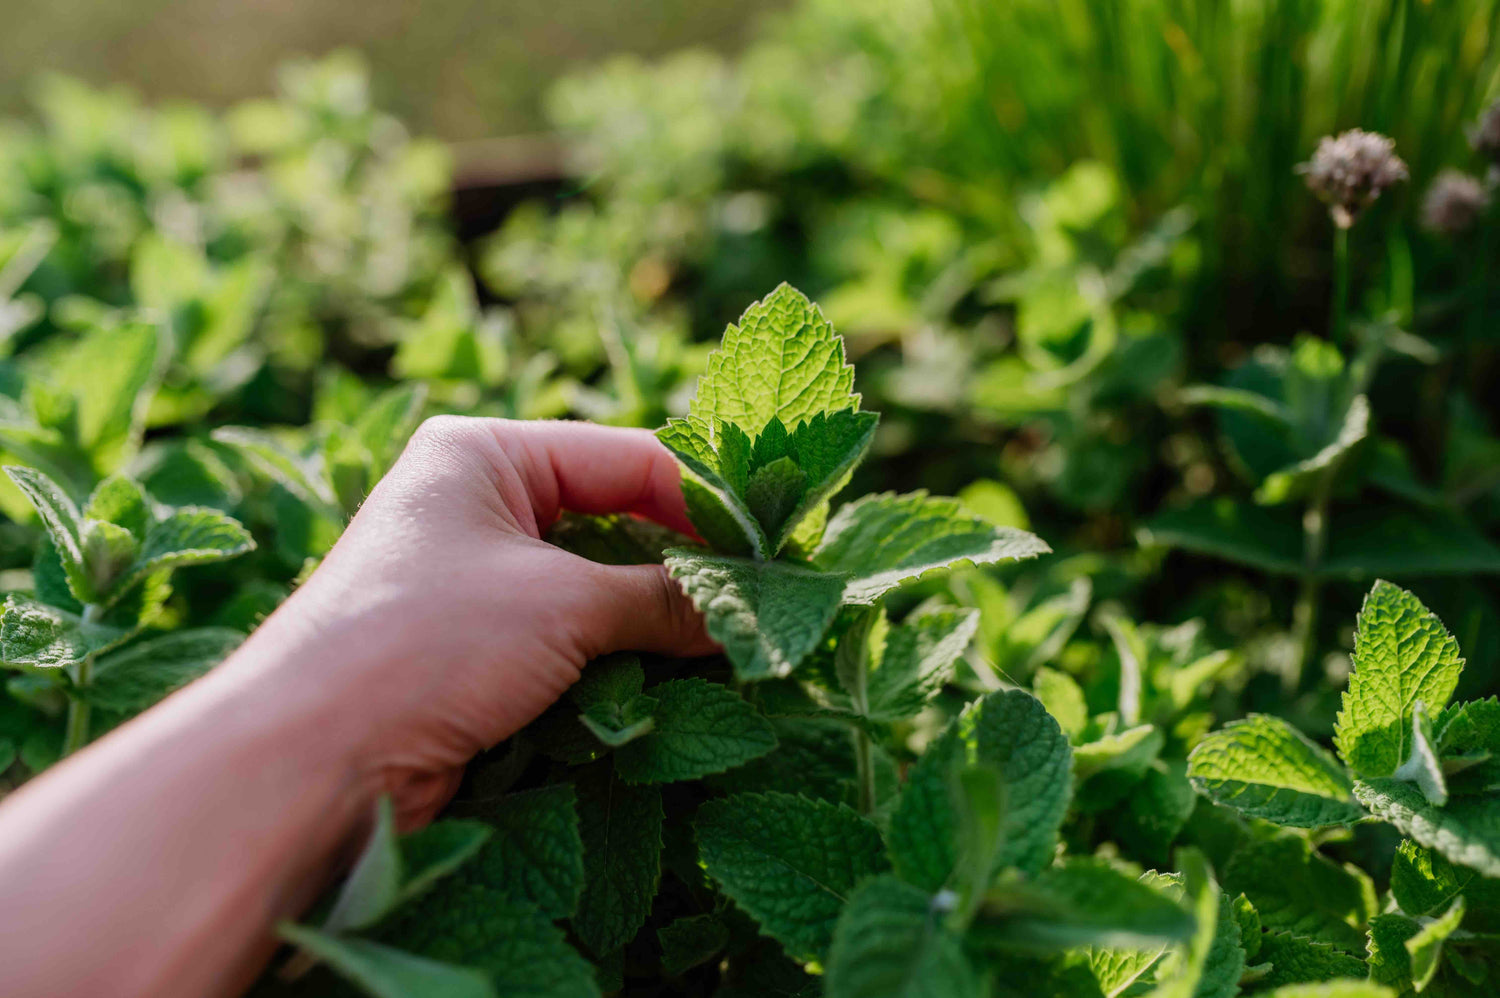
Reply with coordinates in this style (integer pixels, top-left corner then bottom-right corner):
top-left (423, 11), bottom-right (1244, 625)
top-left (656, 914), bottom-right (730, 977)
top-left (111, 507), bottom-right (255, 599)
top-left (79, 518), bottom-right (138, 597)
top-left (824, 874), bottom-right (983, 998)
top-left (1334, 581), bottom-right (1464, 778)
top-left (84, 475), bottom-right (151, 539)
top-left (1033, 667), bottom-right (1089, 739)
top-left (1256, 395), bottom-right (1370, 505)
top-left (745, 456), bottom-right (808, 539)
top-left (768, 409), bottom-right (879, 554)
top-left (1433, 698), bottom-right (1500, 796)
top-left (1222, 830), bottom-right (1374, 952)
top-left (460, 784), bottom-right (584, 919)
top-left (352, 383), bottom-right (428, 478)
top-left (1389, 839), bottom-right (1476, 918)
top-left (0, 595), bottom-right (130, 668)
top-left (5, 465), bottom-right (90, 601)
top-left (687, 282), bottom-right (860, 438)
top-left (211, 426), bottom-right (340, 508)
top-left (1365, 913), bottom-right (1423, 996)
top-left (324, 796), bottom-right (404, 934)
top-left (571, 766), bottom-right (662, 957)
top-left (972, 859), bottom-right (1196, 952)
top-left (862, 607), bottom-right (979, 722)
top-left (614, 678), bottom-right (777, 784)
top-left (657, 421), bottom-right (766, 557)
top-left (373, 882), bottom-right (602, 998)
top-left (1391, 701), bottom-right (1448, 806)
top-left (1262, 982), bottom-right (1397, 998)
top-left (50, 320), bottom-right (160, 474)
top-left (887, 689), bottom-right (1072, 891)
top-left (665, 550), bottom-right (845, 680)
top-left (1087, 943), bottom-right (1169, 998)
top-left (1074, 724), bottom-right (1164, 784)
top-left (1186, 714), bottom-right (1365, 827)
top-left (814, 492), bottom-right (1051, 603)
top-left (1405, 896), bottom-right (1464, 991)
top-left (1134, 850), bottom-right (1238, 998)
top-left (695, 791), bottom-right (889, 962)
top-left (1253, 931), bottom-right (1367, 989)
top-left (578, 702), bottom-right (655, 748)
top-left (87, 627), bottom-right (243, 712)
top-left (276, 923), bottom-right (497, 998)
top-left (1355, 777), bottom-right (1500, 877)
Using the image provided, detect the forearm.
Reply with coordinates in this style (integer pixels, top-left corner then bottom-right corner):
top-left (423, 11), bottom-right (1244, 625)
top-left (0, 605), bottom-right (376, 998)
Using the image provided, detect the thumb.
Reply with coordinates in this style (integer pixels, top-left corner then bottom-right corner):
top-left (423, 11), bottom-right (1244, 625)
top-left (585, 563), bottom-right (718, 658)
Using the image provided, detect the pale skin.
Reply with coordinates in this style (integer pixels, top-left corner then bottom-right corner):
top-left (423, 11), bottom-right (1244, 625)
top-left (0, 417), bottom-right (716, 998)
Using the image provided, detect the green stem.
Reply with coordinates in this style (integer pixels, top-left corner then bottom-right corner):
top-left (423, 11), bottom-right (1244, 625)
top-left (853, 727), bottom-right (876, 816)
top-left (1290, 476), bottom-right (1333, 690)
top-left (62, 605), bottom-right (101, 757)
top-left (1331, 224), bottom-right (1351, 348)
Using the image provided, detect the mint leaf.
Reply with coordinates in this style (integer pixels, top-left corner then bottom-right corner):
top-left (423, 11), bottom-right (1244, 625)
top-left (665, 550), bottom-right (844, 680)
top-left (862, 607), bottom-right (979, 722)
top-left (113, 507), bottom-right (255, 599)
top-left (571, 766), bottom-right (662, 956)
top-left (1256, 395), bottom-right (1369, 505)
top-left (0, 595), bottom-right (130, 668)
top-left (1187, 714), bottom-right (1365, 827)
top-left (211, 426), bottom-right (339, 508)
top-left (325, 797), bottom-right (404, 934)
top-left (397, 821), bottom-right (492, 903)
top-left (1391, 701), bottom-right (1447, 806)
top-left (615, 678), bottom-right (777, 784)
top-left (1434, 698), bottom-right (1500, 796)
top-left (824, 874), bottom-right (982, 998)
top-left (1253, 931), bottom-right (1366, 988)
top-left (1365, 912), bottom-right (1422, 996)
top-left (5, 465), bottom-right (89, 600)
top-left (1405, 897), bottom-right (1464, 991)
top-left (84, 475), bottom-right (151, 539)
top-left (1134, 850), bottom-right (1239, 998)
top-left (814, 492), bottom-right (1050, 603)
top-left (1263, 983), bottom-right (1397, 998)
top-left (887, 689), bottom-right (1072, 891)
top-left (1334, 581), bottom-right (1463, 779)
top-left (352, 383), bottom-right (427, 477)
top-left (276, 924), bottom-right (497, 998)
top-left (972, 859), bottom-right (1196, 952)
top-left (657, 914), bottom-right (730, 976)
top-left (745, 456), bottom-right (808, 539)
top-left (461, 784), bottom-right (584, 919)
top-left (1222, 830), bottom-right (1375, 952)
top-left (1138, 499), bottom-right (1305, 575)
top-left (688, 282), bottom-right (860, 437)
top-left (1355, 777), bottom-right (1500, 877)
top-left (695, 791), bottom-right (889, 962)
top-left (51, 320), bottom-right (160, 473)
top-left (87, 627), bottom-right (243, 712)
top-left (1389, 839), bottom-right (1476, 918)
top-left (374, 883), bottom-right (602, 998)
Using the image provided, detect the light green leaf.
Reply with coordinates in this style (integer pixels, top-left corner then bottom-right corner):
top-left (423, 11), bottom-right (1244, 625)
top-left (1389, 839), bottom-right (1477, 919)
top-left (88, 627), bottom-right (243, 712)
top-left (665, 550), bottom-right (845, 680)
top-left (1136, 850), bottom-right (1236, 998)
top-left (460, 784), bottom-right (584, 920)
top-left (1391, 702), bottom-right (1448, 807)
top-left (615, 678), bottom-right (777, 784)
top-left (571, 659), bottom-right (655, 748)
top-left (1262, 983), bottom-right (1397, 998)
top-left (1256, 395), bottom-right (1369, 505)
top-left (695, 791), bottom-right (889, 962)
top-left (578, 710), bottom-right (654, 748)
top-left (887, 690), bottom-right (1072, 891)
top-left (50, 320), bottom-right (161, 472)
top-left (5, 465), bottom-right (89, 600)
top-left (1406, 897), bottom-right (1464, 991)
top-left (211, 426), bottom-right (339, 507)
top-left (84, 476), bottom-right (151, 538)
top-left (374, 882), bottom-right (602, 998)
top-left (1187, 714), bottom-right (1365, 827)
top-left (745, 456), bottom-right (808, 540)
top-left (862, 607), bottom-right (979, 721)
top-left (687, 282), bottom-right (860, 438)
top-left (1074, 724), bottom-right (1163, 783)
top-left (324, 796), bottom-right (403, 934)
top-left (1334, 581), bottom-right (1464, 778)
top-left (276, 924), bottom-right (496, 998)
top-left (815, 491), bottom-right (1050, 603)
top-left (1355, 777), bottom-right (1500, 877)
top-left (1033, 667), bottom-right (1089, 739)
top-left (0, 595), bottom-right (130, 668)
top-left (769, 409), bottom-right (879, 551)
top-left (571, 766), bottom-right (662, 957)
top-left (80, 518), bottom-right (138, 596)
top-left (973, 858), bottom-right (1196, 952)
top-left (353, 383), bottom-right (428, 477)
top-left (1434, 698), bottom-right (1500, 797)
top-left (825, 874), bottom-right (982, 998)
top-left (1366, 913), bottom-right (1423, 995)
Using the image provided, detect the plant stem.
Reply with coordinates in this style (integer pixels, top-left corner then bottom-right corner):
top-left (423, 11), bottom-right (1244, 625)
top-left (62, 605), bottom-right (101, 757)
top-left (1331, 224), bottom-right (1351, 348)
top-left (1290, 475), bottom-right (1333, 690)
top-left (853, 727), bottom-right (876, 816)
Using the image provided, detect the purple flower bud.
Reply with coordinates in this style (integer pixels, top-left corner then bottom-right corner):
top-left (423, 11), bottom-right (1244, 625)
top-left (1297, 129), bottom-right (1409, 228)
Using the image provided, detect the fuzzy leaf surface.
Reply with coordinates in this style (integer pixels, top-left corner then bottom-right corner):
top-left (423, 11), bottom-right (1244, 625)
top-left (615, 678), bottom-right (777, 783)
top-left (571, 768), bottom-right (662, 956)
top-left (824, 874), bottom-right (982, 998)
top-left (87, 627), bottom-right (243, 712)
top-left (1355, 777), bottom-right (1500, 877)
top-left (460, 784), bottom-right (584, 919)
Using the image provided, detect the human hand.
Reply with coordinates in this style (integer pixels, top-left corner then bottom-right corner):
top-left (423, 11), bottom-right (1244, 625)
top-left (231, 415), bottom-right (714, 826)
